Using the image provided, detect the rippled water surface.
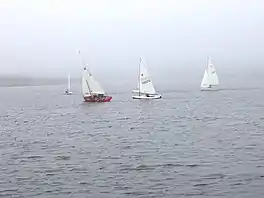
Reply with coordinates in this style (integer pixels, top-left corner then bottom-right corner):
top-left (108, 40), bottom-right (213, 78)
top-left (1, 84), bottom-right (264, 198)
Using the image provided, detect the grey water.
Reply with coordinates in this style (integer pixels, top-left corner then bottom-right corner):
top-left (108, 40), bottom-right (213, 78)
top-left (1, 70), bottom-right (264, 198)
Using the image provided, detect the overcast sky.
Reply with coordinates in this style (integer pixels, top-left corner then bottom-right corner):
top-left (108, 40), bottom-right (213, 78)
top-left (0, 0), bottom-right (263, 78)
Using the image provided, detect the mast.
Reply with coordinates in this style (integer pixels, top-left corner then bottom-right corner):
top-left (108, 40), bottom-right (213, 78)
top-left (206, 56), bottom-right (209, 70)
top-left (138, 57), bottom-right (142, 96)
top-left (83, 68), bottom-right (93, 98)
top-left (77, 50), bottom-right (87, 69)
top-left (206, 56), bottom-right (210, 85)
top-left (85, 78), bottom-right (93, 97)
top-left (78, 50), bottom-right (93, 98)
top-left (68, 73), bottom-right (71, 91)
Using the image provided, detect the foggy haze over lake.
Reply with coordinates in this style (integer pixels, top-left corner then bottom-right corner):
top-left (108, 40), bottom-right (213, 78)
top-left (2, 1), bottom-right (264, 197)
top-left (0, 0), bottom-right (263, 80)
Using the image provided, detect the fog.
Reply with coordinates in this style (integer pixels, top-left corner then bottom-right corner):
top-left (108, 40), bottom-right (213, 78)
top-left (0, 0), bottom-right (263, 79)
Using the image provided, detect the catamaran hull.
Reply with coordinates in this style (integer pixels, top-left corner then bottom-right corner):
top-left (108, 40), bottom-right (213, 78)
top-left (83, 96), bottom-right (112, 102)
top-left (132, 94), bottom-right (162, 99)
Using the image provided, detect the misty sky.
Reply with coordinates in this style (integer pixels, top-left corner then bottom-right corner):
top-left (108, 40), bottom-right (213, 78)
top-left (0, 0), bottom-right (263, 78)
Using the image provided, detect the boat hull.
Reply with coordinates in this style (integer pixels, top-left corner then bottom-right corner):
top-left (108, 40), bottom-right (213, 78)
top-left (200, 86), bottom-right (218, 91)
top-left (64, 92), bottom-right (73, 95)
top-left (132, 94), bottom-right (162, 99)
top-left (83, 95), bottom-right (112, 102)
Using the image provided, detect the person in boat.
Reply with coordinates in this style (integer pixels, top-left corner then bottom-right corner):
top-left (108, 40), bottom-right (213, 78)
top-left (65, 89), bottom-right (69, 94)
top-left (92, 94), bottom-right (97, 100)
top-left (209, 85), bottom-right (212, 88)
top-left (98, 94), bottom-right (105, 99)
top-left (92, 94), bottom-right (103, 101)
top-left (146, 94), bottom-right (150, 97)
top-left (95, 95), bottom-right (100, 102)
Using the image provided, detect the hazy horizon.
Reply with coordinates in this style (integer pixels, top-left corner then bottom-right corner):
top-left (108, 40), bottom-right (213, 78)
top-left (0, 0), bottom-right (263, 78)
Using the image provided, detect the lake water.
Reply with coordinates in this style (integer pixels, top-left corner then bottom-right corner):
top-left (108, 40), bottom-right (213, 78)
top-left (1, 73), bottom-right (264, 197)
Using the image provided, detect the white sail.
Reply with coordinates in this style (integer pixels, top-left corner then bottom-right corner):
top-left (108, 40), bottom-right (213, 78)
top-left (200, 57), bottom-right (219, 87)
top-left (82, 72), bottom-right (91, 97)
top-left (139, 58), bottom-right (156, 94)
top-left (201, 70), bottom-right (210, 87)
top-left (82, 68), bottom-right (105, 97)
top-left (67, 73), bottom-right (71, 91)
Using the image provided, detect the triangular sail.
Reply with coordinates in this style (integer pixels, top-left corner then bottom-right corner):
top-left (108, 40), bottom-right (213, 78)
top-left (82, 71), bottom-right (91, 97)
top-left (77, 50), bottom-right (106, 97)
top-left (138, 58), bottom-right (156, 94)
top-left (200, 57), bottom-right (219, 87)
top-left (201, 70), bottom-right (210, 86)
top-left (82, 68), bottom-right (105, 97)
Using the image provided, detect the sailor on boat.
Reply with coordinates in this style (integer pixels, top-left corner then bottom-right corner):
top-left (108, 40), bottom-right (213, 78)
top-left (64, 89), bottom-right (71, 95)
top-left (96, 94), bottom-right (102, 101)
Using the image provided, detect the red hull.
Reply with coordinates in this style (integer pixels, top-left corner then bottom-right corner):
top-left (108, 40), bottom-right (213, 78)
top-left (83, 96), bottom-right (112, 102)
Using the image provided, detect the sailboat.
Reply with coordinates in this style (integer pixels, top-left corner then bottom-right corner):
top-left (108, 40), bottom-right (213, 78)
top-left (132, 57), bottom-right (162, 99)
top-left (82, 67), bottom-right (112, 102)
top-left (77, 50), bottom-right (112, 102)
top-left (64, 73), bottom-right (73, 95)
top-left (200, 56), bottom-right (219, 91)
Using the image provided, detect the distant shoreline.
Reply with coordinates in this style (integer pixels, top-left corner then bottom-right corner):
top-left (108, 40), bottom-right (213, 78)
top-left (0, 76), bottom-right (79, 87)
top-left (0, 84), bottom-right (64, 88)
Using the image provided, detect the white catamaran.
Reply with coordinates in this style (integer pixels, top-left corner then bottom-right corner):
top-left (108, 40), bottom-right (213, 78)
top-left (64, 73), bottom-right (73, 95)
top-left (200, 56), bottom-right (219, 91)
top-left (132, 57), bottom-right (162, 99)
